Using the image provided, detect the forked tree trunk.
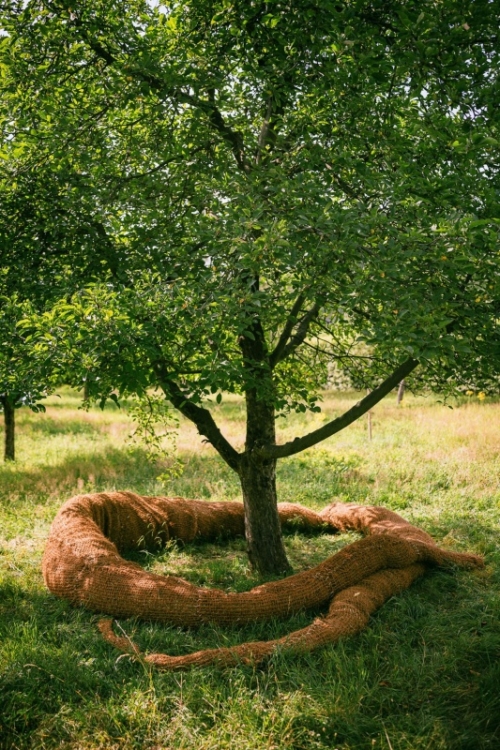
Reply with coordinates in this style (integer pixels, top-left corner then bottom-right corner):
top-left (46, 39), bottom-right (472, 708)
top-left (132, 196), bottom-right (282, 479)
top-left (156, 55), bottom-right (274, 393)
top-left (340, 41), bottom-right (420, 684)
top-left (239, 385), bottom-right (292, 575)
top-left (1, 395), bottom-right (15, 462)
top-left (158, 353), bottom-right (419, 576)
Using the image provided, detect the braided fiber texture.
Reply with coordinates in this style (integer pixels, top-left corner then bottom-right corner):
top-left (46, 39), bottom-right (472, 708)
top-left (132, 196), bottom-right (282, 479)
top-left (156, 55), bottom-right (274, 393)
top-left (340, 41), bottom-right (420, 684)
top-left (43, 492), bottom-right (483, 669)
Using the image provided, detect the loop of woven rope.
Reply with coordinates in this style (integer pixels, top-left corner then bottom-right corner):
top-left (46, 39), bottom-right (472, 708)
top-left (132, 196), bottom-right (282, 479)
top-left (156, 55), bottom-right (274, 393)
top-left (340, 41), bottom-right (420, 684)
top-left (42, 493), bottom-right (483, 669)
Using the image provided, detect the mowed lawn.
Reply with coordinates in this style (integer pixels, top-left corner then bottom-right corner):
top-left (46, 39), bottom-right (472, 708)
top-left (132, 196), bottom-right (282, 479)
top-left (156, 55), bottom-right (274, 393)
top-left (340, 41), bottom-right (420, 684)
top-left (0, 389), bottom-right (499, 750)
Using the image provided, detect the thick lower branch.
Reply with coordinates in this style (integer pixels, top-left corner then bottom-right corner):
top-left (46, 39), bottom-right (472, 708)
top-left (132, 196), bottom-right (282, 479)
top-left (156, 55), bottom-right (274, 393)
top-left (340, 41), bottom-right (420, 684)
top-left (256, 357), bottom-right (419, 459)
top-left (154, 363), bottom-right (241, 472)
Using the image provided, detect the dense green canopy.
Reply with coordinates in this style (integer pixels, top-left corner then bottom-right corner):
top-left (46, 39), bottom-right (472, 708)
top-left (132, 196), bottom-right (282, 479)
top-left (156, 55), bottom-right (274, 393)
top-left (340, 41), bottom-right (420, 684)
top-left (2, 0), bottom-right (499, 404)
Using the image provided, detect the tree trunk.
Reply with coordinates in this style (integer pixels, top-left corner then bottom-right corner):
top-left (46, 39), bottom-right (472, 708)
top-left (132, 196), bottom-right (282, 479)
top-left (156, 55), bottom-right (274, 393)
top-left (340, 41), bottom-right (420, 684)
top-left (239, 384), bottom-right (292, 575)
top-left (239, 452), bottom-right (291, 575)
top-left (1, 395), bottom-right (15, 462)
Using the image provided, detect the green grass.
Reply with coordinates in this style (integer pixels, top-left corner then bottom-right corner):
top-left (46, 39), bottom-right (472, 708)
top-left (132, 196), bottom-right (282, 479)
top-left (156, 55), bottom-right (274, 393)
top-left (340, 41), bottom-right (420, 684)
top-left (1, 389), bottom-right (499, 749)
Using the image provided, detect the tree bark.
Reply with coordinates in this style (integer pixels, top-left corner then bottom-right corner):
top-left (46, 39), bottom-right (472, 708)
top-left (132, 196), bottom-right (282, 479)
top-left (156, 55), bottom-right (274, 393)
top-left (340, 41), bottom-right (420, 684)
top-left (239, 388), bottom-right (291, 575)
top-left (156, 354), bottom-right (419, 575)
top-left (239, 453), bottom-right (290, 574)
top-left (1, 395), bottom-right (16, 462)
top-left (155, 355), bottom-right (290, 574)
top-left (237, 275), bottom-right (292, 575)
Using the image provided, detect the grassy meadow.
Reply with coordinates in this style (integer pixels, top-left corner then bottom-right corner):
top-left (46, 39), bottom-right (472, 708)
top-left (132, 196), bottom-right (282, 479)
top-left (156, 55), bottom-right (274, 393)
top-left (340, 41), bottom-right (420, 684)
top-left (0, 388), bottom-right (499, 749)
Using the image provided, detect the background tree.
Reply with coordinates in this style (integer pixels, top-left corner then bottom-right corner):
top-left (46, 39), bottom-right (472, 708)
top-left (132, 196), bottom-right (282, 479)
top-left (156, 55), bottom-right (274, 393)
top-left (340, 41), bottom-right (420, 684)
top-left (0, 105), bottom-right (132, 458)
top-left (0, 294), bottom-right (49, 461)
top-left (2, 0), bottom-right (499, 571)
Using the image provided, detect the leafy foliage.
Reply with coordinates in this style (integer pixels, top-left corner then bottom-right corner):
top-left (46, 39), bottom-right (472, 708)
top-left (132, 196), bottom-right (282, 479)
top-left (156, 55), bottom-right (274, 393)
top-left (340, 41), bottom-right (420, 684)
top-left (126, 390), bottom-right (184, 480)
top-left (2, 0), bottom-right (499, 404)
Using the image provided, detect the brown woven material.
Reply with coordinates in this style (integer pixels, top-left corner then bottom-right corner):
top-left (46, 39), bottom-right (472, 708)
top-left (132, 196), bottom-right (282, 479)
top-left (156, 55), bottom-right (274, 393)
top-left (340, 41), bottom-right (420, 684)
top-left (42, 493), bottom-right (483, 669)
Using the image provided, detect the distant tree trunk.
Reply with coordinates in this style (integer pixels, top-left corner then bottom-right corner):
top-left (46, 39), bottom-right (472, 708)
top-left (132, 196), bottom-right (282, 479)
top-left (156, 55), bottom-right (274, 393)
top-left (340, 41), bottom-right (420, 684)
top-left (366, 388), bottom-right (373, 440)
top-left (1, 394), bottom-right (16, 461)
top-left (397, 379), bottom-right (406, 405)
top-left (83, 380), bottom-right (90, 401)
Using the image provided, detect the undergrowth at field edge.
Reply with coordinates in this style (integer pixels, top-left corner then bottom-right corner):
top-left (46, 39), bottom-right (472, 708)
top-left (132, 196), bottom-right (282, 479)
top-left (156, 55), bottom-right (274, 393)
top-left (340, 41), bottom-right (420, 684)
top-left (0, 389), bottom-right (499, 750)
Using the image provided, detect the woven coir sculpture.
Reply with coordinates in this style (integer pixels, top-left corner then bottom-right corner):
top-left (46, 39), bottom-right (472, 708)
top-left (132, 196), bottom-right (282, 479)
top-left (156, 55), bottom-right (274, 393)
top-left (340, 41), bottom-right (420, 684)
top-left (43, 492), bottom-right (483, 669)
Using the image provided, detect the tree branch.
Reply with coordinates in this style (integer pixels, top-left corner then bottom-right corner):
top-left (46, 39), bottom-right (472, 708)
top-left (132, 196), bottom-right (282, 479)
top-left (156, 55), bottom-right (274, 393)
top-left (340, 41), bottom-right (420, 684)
top-left (255, 357), bottom-right (419, 459)
top-left (269, 293), bottom-right (305, 369)
top-left (60, 5), bottom-right (249, 172)
top-left (154, 361), bottom-right (241, 472)
top-left (272, 301), bottom-right (321, 366)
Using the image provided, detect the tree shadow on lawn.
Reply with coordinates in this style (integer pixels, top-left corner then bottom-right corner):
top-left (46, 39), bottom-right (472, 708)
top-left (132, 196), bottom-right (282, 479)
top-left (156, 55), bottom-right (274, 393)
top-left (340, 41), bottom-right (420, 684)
top-left (0, 585), bottom-right (139, 746)
top-left (0, 446), bottom-right (169, 508)
top-left (0, 573), bottom-right (328, 746)
top-left (21, 415), bottom-right (102, 437)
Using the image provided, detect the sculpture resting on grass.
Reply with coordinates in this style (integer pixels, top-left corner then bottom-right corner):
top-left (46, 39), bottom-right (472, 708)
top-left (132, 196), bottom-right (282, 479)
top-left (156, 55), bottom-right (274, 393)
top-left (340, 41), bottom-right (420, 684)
top-left (42, 492), bottom-right (483, 669)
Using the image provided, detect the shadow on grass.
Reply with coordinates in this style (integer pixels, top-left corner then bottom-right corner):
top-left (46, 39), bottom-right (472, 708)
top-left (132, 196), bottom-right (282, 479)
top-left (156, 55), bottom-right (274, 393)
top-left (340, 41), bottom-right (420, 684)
top-left (0, 445), bottom-right (247, 510)
top-left (0, 447), bottom-right (167, 506)
top-left (0, 571), bottom-right (320, 746)
top-left (2, 554), bottom-right (498, 750)
top-left (0, 585), bottom-right (139, 746)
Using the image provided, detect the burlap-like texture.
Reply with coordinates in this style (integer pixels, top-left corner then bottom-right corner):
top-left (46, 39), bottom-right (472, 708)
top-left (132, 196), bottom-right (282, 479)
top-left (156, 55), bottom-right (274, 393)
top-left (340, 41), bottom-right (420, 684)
top-left (43, 493), bottom-right (483, 669)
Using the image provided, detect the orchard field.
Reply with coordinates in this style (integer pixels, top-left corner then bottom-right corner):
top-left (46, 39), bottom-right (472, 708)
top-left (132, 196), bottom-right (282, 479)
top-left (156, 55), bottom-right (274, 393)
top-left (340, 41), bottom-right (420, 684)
top-left (0, 390), bottom-right (499, 750)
